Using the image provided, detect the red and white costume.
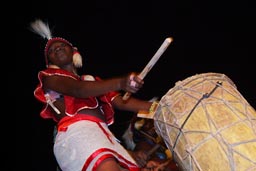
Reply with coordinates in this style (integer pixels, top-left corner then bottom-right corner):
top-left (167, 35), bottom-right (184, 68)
top-left (34, 68), bottom-right (140, 171)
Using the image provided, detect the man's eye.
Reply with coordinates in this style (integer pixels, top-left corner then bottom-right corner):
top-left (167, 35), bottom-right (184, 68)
top-left (61, 43), bottom-right (66, 47)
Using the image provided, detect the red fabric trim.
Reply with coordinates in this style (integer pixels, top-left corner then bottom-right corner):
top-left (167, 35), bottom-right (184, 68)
top-left (97, 122), bottom-right (113, 144)
top-left (82, 148), bottom-right (140, 171)
top-left (82, 148), bottom-right (105, 171)
top-left (92, 154), bottom-right (113, 171)
top-left (57, 114), bottom-right (104, 132)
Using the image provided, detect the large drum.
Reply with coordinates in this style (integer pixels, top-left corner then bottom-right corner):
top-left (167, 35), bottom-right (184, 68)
top-left (153, 72), bottom-right (256, 171)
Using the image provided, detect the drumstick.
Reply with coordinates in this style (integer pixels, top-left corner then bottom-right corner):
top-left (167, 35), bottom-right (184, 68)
top-left (122, 37), bottom-right (173, 100)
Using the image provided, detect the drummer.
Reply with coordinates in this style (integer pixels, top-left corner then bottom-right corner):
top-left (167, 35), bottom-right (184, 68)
top-left (31, 19), bottom-right (159, 171)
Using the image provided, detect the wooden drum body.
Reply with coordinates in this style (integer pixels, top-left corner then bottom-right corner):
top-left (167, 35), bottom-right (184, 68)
top-left (154, 72), bottom-right (256, 171)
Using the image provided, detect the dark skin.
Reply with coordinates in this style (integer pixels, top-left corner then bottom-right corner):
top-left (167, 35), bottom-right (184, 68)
top-left (44, 41), bottom-right (151, 170)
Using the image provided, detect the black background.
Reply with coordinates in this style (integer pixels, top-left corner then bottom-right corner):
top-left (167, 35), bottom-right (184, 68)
top-left (16, 0), bottom-right (255, 170)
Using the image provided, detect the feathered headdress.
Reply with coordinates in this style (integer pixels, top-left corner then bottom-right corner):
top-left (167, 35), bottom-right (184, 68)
top-left (30, 19), bottom-right (83, 68)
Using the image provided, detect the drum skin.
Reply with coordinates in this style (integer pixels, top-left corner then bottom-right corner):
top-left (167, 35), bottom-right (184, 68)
top-left (154, 72), bottom-right (256, 171)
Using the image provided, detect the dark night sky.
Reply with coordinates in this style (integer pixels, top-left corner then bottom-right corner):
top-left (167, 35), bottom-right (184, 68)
top-left (16, 0), bottom-right (255, 170)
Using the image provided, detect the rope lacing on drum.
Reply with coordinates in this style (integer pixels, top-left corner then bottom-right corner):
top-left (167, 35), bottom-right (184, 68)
top-left (172, 81), bottom-right (223, 155)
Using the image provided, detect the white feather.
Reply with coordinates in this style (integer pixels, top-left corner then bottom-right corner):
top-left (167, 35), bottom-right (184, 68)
top-left (30, 19), bottom-right (52, 40)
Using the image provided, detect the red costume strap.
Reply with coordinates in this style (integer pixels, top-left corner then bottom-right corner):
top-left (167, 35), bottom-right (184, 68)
top-left (57, 114), bottom-right (104, 132)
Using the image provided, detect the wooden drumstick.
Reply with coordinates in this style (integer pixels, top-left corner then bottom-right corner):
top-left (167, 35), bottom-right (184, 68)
top-left (123, 37), bottom-right (173, 100)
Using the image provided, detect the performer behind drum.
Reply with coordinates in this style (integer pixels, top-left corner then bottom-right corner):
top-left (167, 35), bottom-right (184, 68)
top-left (30, 19), bottom-right (160, 171)
top-left (122, 116), bottom-right (180, 171)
